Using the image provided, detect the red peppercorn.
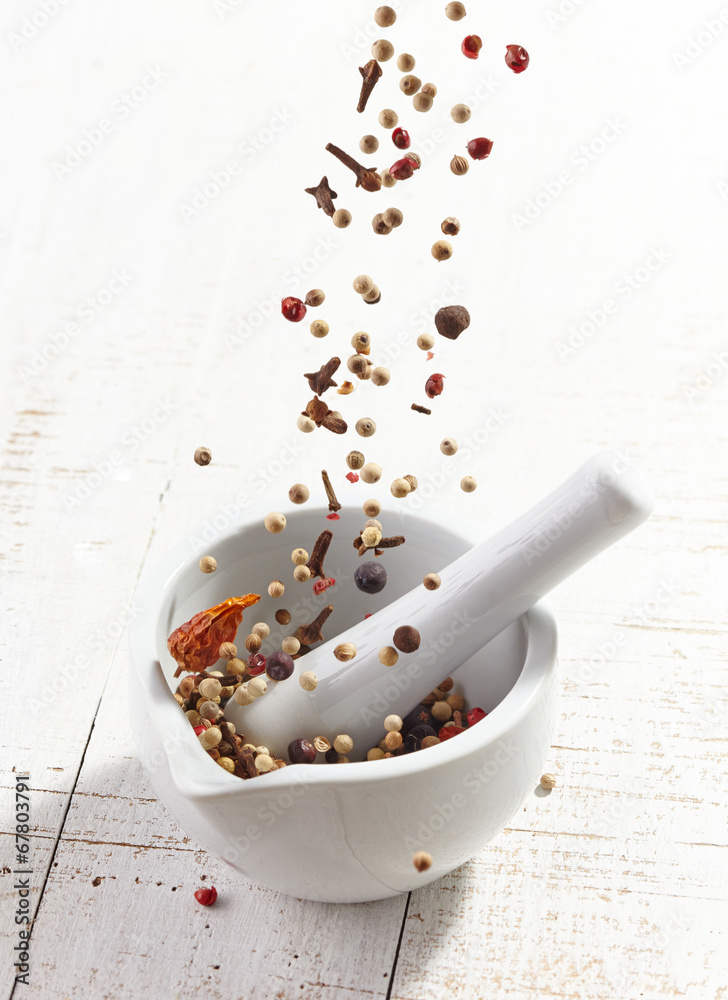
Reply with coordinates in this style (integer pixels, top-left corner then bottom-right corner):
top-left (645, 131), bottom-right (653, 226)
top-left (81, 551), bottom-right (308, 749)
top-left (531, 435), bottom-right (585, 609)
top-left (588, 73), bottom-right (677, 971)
top-left (461, 34), bottom-right (482, 59)
top-left (505, 44), bottom-right (529, 73)
top-left (392, 127), bottom-right (411, 150)
top-left (438, 725), bottom-right (466, 741)
top-left (467, 707), bottom-right (487, 726)
top-left (425, 373), bottom-right (445, 398)
top-left (281, 296), bottom-right (307, 322)
top-left (346, 471), bottom-right (360, 483)
top-left (389, 157), bottom-right (419, 181)
top-left (466, 137), bottom-right (494, 160)
top-left (326, 512), bottom-right (340, 520)
top-left (364, 613), bottom-right (373, 619)
top-left (193, 725), bottom-right (205, 736)
top-left (313, 577), bottom-right (335, 595)
top-left (194, 886), bottom-right (218, 906)
top-left (247, 653), bottom-right (266, 676)
top-left (426, 351), bottom-right (434, 361)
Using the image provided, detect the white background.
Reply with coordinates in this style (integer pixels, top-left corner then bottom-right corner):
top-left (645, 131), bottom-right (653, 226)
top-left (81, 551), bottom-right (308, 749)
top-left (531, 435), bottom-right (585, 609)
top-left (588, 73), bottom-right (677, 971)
top-left (1, 0), bottom-right (727, 997)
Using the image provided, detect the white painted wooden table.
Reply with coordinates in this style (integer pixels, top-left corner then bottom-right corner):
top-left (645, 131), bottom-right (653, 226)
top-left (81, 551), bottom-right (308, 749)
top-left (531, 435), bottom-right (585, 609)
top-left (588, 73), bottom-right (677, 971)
top-left (1, 0), bottom-right (727, 996)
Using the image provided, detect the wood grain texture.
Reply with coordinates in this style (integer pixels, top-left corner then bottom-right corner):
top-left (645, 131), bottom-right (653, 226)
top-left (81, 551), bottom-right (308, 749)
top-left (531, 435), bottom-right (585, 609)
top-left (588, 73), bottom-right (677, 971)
top-left (1, 0), bottom-right (726, 997)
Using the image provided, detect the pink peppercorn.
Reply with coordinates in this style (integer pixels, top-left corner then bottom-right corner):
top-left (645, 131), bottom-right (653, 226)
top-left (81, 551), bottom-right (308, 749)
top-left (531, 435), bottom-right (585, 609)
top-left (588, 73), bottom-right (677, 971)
top-left (326, 512), bottom-right (340, 520)
top-left (248, 653), bottom-right (266, 676)
top-left (467, 707), bottom-right (487, 726)
top-left (194, 886), bottom-right (218, 906)
top-left (438, 725), bottom-right (466, 741)
top-left (281, 296), bottom-right (307, 322)
top-left (346, 472), bottom-right (360, 483)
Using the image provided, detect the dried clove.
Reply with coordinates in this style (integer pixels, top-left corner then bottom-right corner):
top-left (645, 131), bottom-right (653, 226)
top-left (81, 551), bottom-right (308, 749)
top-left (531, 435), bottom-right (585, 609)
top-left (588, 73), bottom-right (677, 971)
top-left (295, 605), bottom-right (334, 645)
top-left (325, 142), bottom-right (382, 192)
top-left (411, 403), bottom-right (432, 415)
top-left (307, 530), bottom-right (333, 579)
top-left (304, 357), bottom-right (340, 396)
top-left (357, 59), bottom-right (383, 113)
top-left (321, 470), bottom-right (342, 512)
top-left (304, 176), bottom-right (338, 216)
top-left (302, 396), bottom-right (348, 434)
top-left (353, 534), bottom-right (406, 557)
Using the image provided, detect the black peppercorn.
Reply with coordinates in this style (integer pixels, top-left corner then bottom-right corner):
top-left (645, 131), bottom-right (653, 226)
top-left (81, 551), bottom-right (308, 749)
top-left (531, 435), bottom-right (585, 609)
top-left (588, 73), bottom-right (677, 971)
top-left (354, 561), bottom-right (388, 594)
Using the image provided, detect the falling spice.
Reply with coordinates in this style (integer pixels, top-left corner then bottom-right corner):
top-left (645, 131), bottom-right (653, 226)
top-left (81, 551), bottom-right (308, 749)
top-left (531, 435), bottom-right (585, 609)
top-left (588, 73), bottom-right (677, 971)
top-left (321, 470), bottom-right (342, 512)
top-left (304, 176), bottom-right (338, 216)
top-left (357, 59), bottom-right (383, 114)
top-left (307, 530), bottom-right (333, 579)
top-left (413, 851), bottom-right (433, 872)
top-left (194, 446), bottom-right (212, 466)
top-left (411, 403), bottom-right (432, 415)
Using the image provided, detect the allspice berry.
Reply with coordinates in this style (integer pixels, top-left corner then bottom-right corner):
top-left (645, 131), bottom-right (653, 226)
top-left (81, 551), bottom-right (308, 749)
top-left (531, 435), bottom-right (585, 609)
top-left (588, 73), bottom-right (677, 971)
top-left (268, 579), bottom-right (285, 598)
top-left (297, 415), bottom-right (316, 433)
top-left (305, 288), bottom-right (325, 307)
top-left (359, 134), bottom-right (379, 154)
top-left (275, 608), bottom-right (291, 624)
top-left (293, 564), bottom-right (311, 582)
top-left (375, 5), bottom-right (397, 27)
top-left (423, 572), bottom-right (442, 590)
top-left (219, 641), bottom-right (237, 660)
top-left (450, 154), bottom-right (469, 175)
top-left (445, 1), bottom-right (467, 20)
top-left (383, 207), bottom-right (403, 228)
top-left (417, 332), bottom-right (435, 351)
top-left (288, 483), bottom-right (310, 504)
top-left (413, 92), bottom-right (433, 112)
top-left (310, 319), bottom-right (329, 338)
top-left (347, 450), bottom-right (365, 470)
top-left (413, 850), bottom-right (433, 872)
top-left (393, 625), bottom-right (421, 653)
top-left (435, 304), bottom-right (470, 340)
top-left (379, 646), bottom-right (399, 667)
top-left (264, 512), bottom-right (286, 534)
top-left (360, 462), bottom-right (382, 484)
top-left (356, 417), bottom-right (376, 437)
top-left (440, 437), bottom-right (458, 455)
top-left (334, 642), bottom-right (357, 662)
top-left (400, 74), bottom-right (421, 96)
top-left (299, 671), bottom-right (318, 691)
top-left (421, 83), bottom-right (438, 97)
top-left (371, 367), bottom-right (391, 386)
top-left (353, 274), bottom-right (374, 295)
top-left (194, 446), bottom-right (212, 466)
top-left (351, 331), bottom-right (371, 354)
top-left (363, 498), bottom-right (382, 517)
top-left (540, 773), bottom-right (557, 790)
top-left (199, 555), bottom-right (217, 573)
top-left (441, 216), bottom-right (461, 236)
top-left (332, 208), bottom-right (352, 229)
top-left (390, 477), bottom-right (411, 498)
top-left (372, 213), bottom-right (393, 235)
top-left (451, 103), bottom-right (471, 123)
top-left (460, 476), bottom-right (477, 493)
top-left (381, 169), bottom-right (397, 188)
top-left (371, 39), bottom-right (394, 61)
top-left (397, 53), bottom-right (416, 72)
top-left (431, 239), bottom-right (453, 262)
top-left (378, 108), bottom-right (398, 129)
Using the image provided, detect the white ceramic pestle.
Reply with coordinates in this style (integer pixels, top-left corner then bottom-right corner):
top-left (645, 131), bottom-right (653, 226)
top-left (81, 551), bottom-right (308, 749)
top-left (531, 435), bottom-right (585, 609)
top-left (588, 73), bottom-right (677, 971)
top-left (226, 451), bottom-right (653, 759)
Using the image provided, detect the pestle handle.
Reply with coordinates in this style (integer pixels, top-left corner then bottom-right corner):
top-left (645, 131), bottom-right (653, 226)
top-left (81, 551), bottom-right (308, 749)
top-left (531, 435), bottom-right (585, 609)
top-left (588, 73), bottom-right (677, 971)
top-left (228, 451), bottom-right (653, 757)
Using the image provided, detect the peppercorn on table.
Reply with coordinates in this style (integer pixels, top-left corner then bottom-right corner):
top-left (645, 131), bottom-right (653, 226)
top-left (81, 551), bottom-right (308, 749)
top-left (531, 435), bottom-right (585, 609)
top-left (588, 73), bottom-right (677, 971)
top-left (2, 0), bottom-right (727, 997)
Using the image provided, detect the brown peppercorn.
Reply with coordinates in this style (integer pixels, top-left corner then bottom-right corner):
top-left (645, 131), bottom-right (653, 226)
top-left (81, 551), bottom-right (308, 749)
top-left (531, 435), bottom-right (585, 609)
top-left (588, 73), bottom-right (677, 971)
top-left (446, 693), bottom-right (465, 711)
top-left (393, 625), bottom-right (421, 653)
top-left (194, 446), bottom-right (212, 466)
top-left (378, 108), bottom-right (398, 129)
top-left (359, 134), bottom-right (379, 155)
top-left (421, 83), bottom-right (438, 97)
top-left (451, 103), bottom-right (471, 123)
top-left (363, 498), bottom-right (382, 517)
top-left (244, 633), bottom-right (262, 653)
top-left (199, 555), bottom-right (217, 574)
top-left (417, 333), bottom-right (435, 351)
top-left (384, 731), bottom-right (403, 750)
top-left (264, 511), bottom-right (286, 534)
top-left (371, 39), bottom-right (394, 62)
top-left (305, 288), bottom-right (325, 307)
top-left (440, 437), bottom-right (458, 455)
top-left (371, 367), bottom-right (391, 387)
top-left (397, 53), bottom-right (416, 72)
top-left (309, 319), bottom-right (329, 339)
top-left (351, 331), bottom-right (371, 354)
top-left (356, 417), bottom-right (376, 437)
top-left (288, 484), bottom-right (310, 505)
top-left (413, 850), bottom-right (432, 872)
top-left (432, 240), bottom-right (453, 262)
top-left (268, 580), bottom-right (285, 598)
top-left (435, 304), bottom-right (470, 340)
top-left (334, 642), bottom-right (357, 662)
top-left (400, 74), bottom-right (421, 96)
top-left (348, 354), bottom-right (372, 379)
top-left (460, 476), bottom-right (477, 493)
top-left (347, 450), bottom-right (365, 470)
top-left (293, 564), bottom-right (311, 582)
top-left (379, 646), bottom-right (399, 667)
top-left (332, 208), bottom-right (352, 229)
top-left (383, 207), bottom-right (403, 228)
top-left (439, 677), bottom-right (454, 692)
top-left (441, 216), bottom-right (461, 236)
top-left (372, 213), bottom-right (393, 235)
top-left (540, 773), bottom-right (557, 790)
top-left (445, 1), bottom-right (467, 19)
top-left (375, 5), bottom-right (397, 26)
top-left (450, 154), bottom-right (469, 175)
top-left (381, 169), bottom-right (397, 188)
top-left (413, 92), bottom-right (433, 112)
top-left (353, 274), bottom-right (374, 295)
top-left (274, 607), bottom-right (291, 624)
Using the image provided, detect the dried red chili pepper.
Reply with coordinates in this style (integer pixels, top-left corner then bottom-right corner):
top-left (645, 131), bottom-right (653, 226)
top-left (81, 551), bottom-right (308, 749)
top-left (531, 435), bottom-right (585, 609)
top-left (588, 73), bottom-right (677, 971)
top-left (167, 594), bottom-right (260, 676)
